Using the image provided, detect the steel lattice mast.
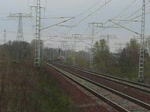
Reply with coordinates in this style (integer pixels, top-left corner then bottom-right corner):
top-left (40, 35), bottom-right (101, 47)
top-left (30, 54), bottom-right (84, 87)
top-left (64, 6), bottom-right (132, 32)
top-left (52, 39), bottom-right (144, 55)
top-left (138, 0), bottom-right (145, 83)
top-left (89, 22), bottom-right (102, 70)
top-left (34, 0), bottom-right (41, 67)
top-left (72, 34), bottom-right (82, 66)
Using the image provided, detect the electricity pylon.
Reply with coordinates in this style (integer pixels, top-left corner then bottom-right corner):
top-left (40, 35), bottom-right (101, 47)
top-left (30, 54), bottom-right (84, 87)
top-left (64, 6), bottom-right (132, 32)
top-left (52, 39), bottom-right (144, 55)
top-left (8, 13), bottom-right (32, 60)
top-left (8, 13), bottom-right (32, 41)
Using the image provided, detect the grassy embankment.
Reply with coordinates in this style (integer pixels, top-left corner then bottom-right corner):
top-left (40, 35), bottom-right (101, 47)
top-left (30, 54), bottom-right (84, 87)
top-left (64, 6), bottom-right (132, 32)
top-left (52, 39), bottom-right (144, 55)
top-left (0, 61), bottom-right (77, 112)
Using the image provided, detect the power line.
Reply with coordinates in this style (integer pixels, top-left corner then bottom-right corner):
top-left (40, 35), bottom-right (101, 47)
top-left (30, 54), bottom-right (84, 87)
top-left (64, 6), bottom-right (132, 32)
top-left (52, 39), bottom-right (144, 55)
top-left (109, 20), bottom-right (140, 35)
top-left (111, 1), bottom-right (150, 26)
top-left (76, 0), bottom-right (102, 18)
top-left (40, 17), bottom-right (75, 31)
top-left (113, 0), bottom-right (137, 20)
top-left (94, 0), bottom-right (144, 35)
top-left (113, 1), bottom-right (150, 24)
top-left (34, 0), bottom-right (112, 39)
top-left (38, 0), bottom-right (103, 34)
top-left (76, 0), bottom-right (112, 26)
top-left (64, 0), bottom-right (112, 37)
top-left (97, 0), bottom-right (139, 34)
top-left (116, 5), bottom-right (150, 27)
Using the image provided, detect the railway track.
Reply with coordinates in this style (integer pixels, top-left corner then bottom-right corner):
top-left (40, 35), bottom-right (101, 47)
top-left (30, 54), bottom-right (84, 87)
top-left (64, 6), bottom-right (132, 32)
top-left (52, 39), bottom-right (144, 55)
top-left (55, 64), bottom-right (150, 102)
top-left (46, 62), bottom-right (150, 112)
top-left (76, 67), bottom-right (150, 91)
top-left (59, 64), bottom-right (150, 93)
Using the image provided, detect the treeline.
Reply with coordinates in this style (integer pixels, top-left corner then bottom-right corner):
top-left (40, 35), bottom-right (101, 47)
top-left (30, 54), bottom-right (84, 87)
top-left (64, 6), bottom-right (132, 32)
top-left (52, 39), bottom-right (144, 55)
top-left (0, 41), bottom-right (78, 112)
top-left (45, 38), bottom-right (150, 83)
top-left (4, 39), bottom-right (147, 83)
top-left (0, 41), bottom-right (33, 62)
top-left (92, 38), bottom-right (150, 82)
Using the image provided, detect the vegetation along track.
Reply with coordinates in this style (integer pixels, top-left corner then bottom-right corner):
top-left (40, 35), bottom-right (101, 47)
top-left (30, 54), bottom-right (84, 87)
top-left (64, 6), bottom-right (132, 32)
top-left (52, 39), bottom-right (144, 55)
top-left (46, 62), bottom-right (150, 111)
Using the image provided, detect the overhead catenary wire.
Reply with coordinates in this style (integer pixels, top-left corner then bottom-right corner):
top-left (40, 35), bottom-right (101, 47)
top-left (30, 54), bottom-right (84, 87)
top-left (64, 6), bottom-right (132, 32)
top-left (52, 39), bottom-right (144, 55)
top-left (93, 0), bottom-right (138, 34)
top-left (95, 0), bottom-right (150, 35)
top-left (31, 0), bottom-right (150, 45)
top-left (39, 0), bottom-right (103, 33)
top-left (42, 1), bottom-right (101, 37)
top-left (75, 37), bottom-right (91, 46)
top-left (111, 1), bottom-right (140, 21)
top-left (61, 0), bottom-right (102, 35)
top-left (112, 0), bottom-right (137, 20)
top-left (41, 17), bottom-right (75, 31)
top-left (64, 0), bottom-right (112, 37)
top-left (76, 0), bottom-right (102, 18)
top-left (33, 0), bottom-right (112, 39)
top-left (114, 0), bottom-right (150, 21)
top-left (76, 0), bottom-right (112, 26)
top-left (112, 1), bottom-right (150, 23)
top-left (116, 5), bottom-right (150, 26)
top-left (70, 0), bottom-right (138, 38)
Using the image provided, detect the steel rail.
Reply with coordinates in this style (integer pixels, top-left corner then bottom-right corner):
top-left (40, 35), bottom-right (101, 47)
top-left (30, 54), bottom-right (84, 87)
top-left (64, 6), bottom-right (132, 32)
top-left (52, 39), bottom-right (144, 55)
top-left (46, 62), bottom-right (130, 112)
top-left (56, 63), bottom-right (150, 93)
top-left (74, 67), bottom-right (150, 93)
top-left (60, 67), bottom-right (150, 110)
top-left (76, 67), bottom-right (150, 88)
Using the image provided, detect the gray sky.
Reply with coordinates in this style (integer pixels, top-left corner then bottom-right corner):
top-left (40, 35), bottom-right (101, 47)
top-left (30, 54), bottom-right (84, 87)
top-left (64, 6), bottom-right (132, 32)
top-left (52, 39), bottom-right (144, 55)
top-left (0, 0), bottom-right (150, 52)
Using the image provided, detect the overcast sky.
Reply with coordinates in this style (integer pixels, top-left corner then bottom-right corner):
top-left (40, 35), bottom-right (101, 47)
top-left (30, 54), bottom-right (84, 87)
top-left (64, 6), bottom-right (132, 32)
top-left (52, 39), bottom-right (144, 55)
top-left (0, 0), bottom-right (150, 52)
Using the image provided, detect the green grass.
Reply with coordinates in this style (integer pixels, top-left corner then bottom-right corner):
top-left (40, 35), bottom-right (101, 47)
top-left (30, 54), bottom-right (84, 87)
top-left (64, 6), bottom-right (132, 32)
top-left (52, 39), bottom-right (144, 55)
top-left (29, 68), bottom-right (77, 112)
top-left (0, 62), bottom-right (78, 112)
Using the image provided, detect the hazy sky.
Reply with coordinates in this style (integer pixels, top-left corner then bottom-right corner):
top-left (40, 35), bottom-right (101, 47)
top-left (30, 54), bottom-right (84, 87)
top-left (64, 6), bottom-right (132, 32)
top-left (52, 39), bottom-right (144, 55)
top-left (0, 0), bottom-right (150, 51)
